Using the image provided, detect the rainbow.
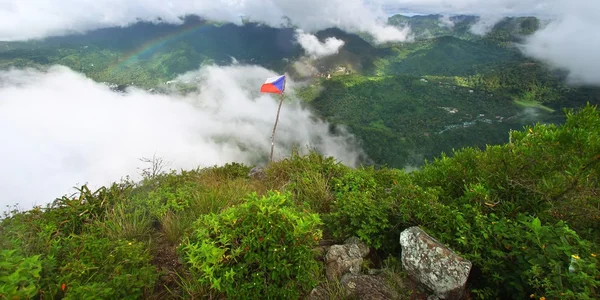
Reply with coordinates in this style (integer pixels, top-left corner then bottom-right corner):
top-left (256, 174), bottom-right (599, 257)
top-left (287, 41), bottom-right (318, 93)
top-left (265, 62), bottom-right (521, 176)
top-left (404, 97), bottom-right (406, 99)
top-left (109, 21), bottom-right (212, 72)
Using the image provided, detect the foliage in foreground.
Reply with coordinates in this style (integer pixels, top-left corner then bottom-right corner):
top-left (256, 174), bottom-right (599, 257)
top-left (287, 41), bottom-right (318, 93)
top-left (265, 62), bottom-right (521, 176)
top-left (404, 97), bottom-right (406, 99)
top-left (326, 104), bottom-right (599, 298)
top-left (180, 191), bottom-right (322, 299)
top-left (0, 104), bottom-right (598, 299)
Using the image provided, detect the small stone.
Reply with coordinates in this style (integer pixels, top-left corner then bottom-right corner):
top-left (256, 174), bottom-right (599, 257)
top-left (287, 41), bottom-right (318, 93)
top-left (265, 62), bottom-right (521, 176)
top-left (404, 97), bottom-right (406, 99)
top-left (325, 237), bottom-right (369, 281)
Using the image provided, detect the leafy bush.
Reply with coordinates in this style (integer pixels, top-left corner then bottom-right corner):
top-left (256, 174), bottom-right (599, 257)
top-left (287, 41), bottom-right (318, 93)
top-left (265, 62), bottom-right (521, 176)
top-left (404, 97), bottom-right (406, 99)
top-left (0, 250), bottom-right (42, 299)
top-left (266, 150), bottom-right (347, 213)
top-left (47, 232), bottom-right (157, 299)
top-left (328, 168), bottom-right (394, 250)
top-left (384, 182), bottom-right (600, 299)
top-left (413, 103), bottom-right (600, 241)
top-left (143, 170), bottom-right (201, 218)
top-left (328, 166), bottom-right (438, 252)
top-left (47, 183), bottom-right (135, 237)
top-left (180, 191), bottom-right (323, 299)
top-left (442, 212), bottom-right (599, 299)
top-left (208, 162), bottom-right (252, 180)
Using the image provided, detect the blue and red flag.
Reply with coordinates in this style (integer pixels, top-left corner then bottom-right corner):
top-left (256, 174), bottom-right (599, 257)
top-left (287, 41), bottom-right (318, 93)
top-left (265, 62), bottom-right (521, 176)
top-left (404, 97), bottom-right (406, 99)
top-left (260, 75), bottom-right (286, 94)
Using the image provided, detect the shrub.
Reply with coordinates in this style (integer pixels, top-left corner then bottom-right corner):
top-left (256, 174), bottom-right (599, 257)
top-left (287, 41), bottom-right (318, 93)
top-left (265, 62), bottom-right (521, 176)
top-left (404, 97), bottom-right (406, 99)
top-left (328, 168), bottom-right (393, 250)
top-left (46, 183), bottom-right (135, 237)
top-left (327, 161), bottom-right (599, 298)
top-left (143, 170), bottom-right (201, 218)
top-left (45, 232), bottom-right (157, 299)
top-left (389, 191), bottom-right (600, 299)
top-left (452, 212), bottom-right (600, 299)
top-left (265, 150), bottom-right (347, 213)
top-left (0, 249), bottom-right (42, 299)
top-left (208, 162), bottom-right (252, 180)
top-left (328, 167), bottom-right (423, 251)
top-left (412, 104), bottom-right (600, 241)
top-left (179, 191), bottom-right (323, 299)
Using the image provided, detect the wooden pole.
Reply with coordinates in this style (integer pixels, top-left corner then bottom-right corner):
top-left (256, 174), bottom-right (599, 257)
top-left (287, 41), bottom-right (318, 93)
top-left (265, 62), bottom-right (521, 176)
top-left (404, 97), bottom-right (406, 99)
top-left (270, 92), bottom-right (284, 162)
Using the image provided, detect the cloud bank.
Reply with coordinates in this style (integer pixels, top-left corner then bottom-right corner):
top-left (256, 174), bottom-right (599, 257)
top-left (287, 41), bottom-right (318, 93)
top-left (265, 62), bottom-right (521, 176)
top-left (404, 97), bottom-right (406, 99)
top-left (0, 0), bottom-right (410, 43)
top-left (295, 30), bottom-right (345, 59)
top-left (0, 65), bottom-right (364, 211)
top-left (518, 1), bottom-right (600, 85)
top-left (381, 0), bottom-right (557, 17)
top-left (381, 0), bottom-right (600, 85)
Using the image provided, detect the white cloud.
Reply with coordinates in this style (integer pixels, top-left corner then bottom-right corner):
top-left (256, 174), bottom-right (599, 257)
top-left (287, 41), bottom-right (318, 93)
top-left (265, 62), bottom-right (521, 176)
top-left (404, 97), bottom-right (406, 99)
top-left (382, 0), bottom-right (600, 85)
top-left (381, 0), bottom-right (557, 17)
top-left (0, 0), bottom-right (410, 43)
top-left (469, 14), bottom-right (505, 36)
top-left (295, 30), bottom-right (345, 59)
top-left (518, 1), bottom-right (600, 85)
top-left (0, 65), bottom-right (364, 211)
top-left (438, 15), bottom-right (454, 28)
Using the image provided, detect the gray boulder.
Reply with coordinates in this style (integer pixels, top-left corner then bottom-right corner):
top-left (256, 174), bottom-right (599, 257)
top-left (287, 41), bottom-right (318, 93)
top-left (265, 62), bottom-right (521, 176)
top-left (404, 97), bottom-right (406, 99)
top-left (399, 227), bottom-right (472, 299)
top-left (325, 237), bottom-right (370, 281)
top-left (248, 166), bottom-right (265, 180)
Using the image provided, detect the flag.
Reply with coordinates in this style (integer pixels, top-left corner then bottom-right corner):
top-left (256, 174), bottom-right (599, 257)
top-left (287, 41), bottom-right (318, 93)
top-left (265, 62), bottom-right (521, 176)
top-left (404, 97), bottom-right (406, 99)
top-left (260, 75), bottom-right (286, 94)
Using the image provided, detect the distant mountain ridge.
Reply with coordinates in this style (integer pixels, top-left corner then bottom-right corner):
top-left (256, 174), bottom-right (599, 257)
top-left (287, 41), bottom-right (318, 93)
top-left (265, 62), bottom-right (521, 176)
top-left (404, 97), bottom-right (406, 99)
top-left (387, 14), bottom-right (541, 43)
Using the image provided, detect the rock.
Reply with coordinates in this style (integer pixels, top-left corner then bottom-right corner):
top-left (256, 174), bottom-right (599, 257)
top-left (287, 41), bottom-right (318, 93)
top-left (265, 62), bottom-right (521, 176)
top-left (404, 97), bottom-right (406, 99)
top-left (399, 227), bottom-right (472, 299)
top-left (340, 274), bottom-right (400, 300)
top-left (325, 237), bottom-right (369, 281)
top-left (368, 268), bottom-right (383, 275)
top-left (343, 236), bottom-right (370, 256)
top-left (306, 285), bottom-right (328, 300)
top-left (248, 166), bottom-right (265, 180)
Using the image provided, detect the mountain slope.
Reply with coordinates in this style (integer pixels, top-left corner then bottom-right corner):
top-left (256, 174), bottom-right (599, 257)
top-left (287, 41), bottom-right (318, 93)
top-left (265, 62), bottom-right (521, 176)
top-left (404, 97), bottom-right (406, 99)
top-left (307, 74), bottom-right (564, 168)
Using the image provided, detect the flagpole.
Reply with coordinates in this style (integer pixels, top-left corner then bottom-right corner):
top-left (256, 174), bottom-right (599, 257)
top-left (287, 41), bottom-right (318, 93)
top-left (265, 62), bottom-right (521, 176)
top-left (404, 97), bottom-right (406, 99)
top-left (270, 92), bottom-right (284, 162)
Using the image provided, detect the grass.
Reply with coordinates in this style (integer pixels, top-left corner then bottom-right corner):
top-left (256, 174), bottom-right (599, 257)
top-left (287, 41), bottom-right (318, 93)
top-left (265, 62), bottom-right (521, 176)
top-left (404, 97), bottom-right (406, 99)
top-left (514, 98), bottom-right (556, 113)
top-left (97, 200), bottom-right (154, 241)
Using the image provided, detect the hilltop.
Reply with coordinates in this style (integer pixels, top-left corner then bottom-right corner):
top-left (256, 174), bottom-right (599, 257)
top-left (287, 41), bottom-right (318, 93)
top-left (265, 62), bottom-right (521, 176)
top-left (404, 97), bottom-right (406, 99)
top-left (1, 103), bottom-right (598, 299)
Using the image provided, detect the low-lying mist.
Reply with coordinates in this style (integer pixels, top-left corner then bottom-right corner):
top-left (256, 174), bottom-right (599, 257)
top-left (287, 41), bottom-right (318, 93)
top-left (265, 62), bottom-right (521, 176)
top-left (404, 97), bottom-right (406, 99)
top-left (0, 64), bottom-right (366, 212)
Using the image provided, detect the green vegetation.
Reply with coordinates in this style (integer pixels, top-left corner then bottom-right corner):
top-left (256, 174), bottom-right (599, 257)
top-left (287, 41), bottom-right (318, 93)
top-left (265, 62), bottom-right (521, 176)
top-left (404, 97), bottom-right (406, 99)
top-left (387, 14), bottom-right (540, 43)
top-left (1, 104), bottom-right (599, 299)
top-left (181, 191), bottom-right (322, 299)
top-left (375, 36), bottom-right (520, 77)
top-left (296, 31), bottom-right (599, 168)
top-left (307, 73), bottom-right (560, 168)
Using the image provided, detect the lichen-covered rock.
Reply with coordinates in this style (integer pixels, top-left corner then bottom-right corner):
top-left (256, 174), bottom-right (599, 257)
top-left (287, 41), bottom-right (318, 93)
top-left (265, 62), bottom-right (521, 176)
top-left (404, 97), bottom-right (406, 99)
top-left (248, 166), bottom-right (265, 180)
top-left (325, 237), bottom-right (369, 281)
top-left (399, 226), bottom-right (472, 299)
top-left (340, 274), bottom-right (400, 300)
top-left (343, 236), bottom-right (370, 256)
